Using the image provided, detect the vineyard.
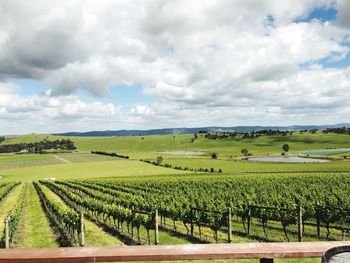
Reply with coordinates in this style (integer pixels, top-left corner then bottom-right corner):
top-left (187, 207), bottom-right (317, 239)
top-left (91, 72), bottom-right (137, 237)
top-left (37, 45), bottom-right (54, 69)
top-left (37, 173), bottom-right (350, 244)
top-left (0, 132), bottom-right (349, 263)
top-left (0, 172), bottom-right (348, 250)
top-left (1, 174), bottom-right (350, 250)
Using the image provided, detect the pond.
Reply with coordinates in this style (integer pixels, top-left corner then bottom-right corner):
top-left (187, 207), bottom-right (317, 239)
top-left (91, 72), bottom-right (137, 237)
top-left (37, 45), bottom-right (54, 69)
top-left (247, 157), bottom-right (329, 163)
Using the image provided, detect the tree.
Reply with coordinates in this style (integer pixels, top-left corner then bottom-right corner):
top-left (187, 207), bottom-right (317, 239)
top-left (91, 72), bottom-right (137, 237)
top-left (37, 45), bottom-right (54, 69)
top-left (282, 144), bottom-right (289, 153)
top-left (156, 156), bottom-right (163, 165)
top-left (0, 136), bottom-right (5, 144)
top-left (241, 149), bottom-right (249, 156)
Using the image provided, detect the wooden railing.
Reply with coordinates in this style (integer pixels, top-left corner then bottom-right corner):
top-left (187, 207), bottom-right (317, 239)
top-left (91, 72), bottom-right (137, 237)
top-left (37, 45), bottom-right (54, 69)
top-left (0, 241), bottom-right (350, 262)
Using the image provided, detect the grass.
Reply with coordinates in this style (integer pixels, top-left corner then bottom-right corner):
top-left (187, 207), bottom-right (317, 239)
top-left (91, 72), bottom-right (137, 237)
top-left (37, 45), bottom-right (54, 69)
top-left (159, 158), bottom-right (350, 173)
top-left (4, 132), bottom-right (350, 159)
top-left (0, 132), bottom-right (348, 262)
top-left (0, 153), bottom-right (62, 169)
top-left (0, 154), bottom-right (54, 162)
top-left (12, 183), bottom-right (59, 248)
top-left (0, 159), bottom-right (62, 169)
top-left (53, 153), bottom-right (118, 163)
top-left (0, 184), bottom-right (23, 242)
top-left (0, 159), bottom-right (188, 182)
top-left (83, 219), bottom-right (124, 247)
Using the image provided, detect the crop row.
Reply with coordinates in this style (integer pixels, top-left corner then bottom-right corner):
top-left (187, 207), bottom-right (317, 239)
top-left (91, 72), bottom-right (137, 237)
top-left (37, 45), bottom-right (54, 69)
top-left (63, 173), bottom-right (350, 241)
top-left (40, 180), bottom-right (156, 244)
top-left (34, 182), bottom-right (82, 246)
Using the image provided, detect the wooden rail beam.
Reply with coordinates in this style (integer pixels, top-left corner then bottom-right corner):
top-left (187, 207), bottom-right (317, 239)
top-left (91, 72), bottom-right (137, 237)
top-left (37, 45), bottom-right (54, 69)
top-left (0, 241), bottom-right (349, 263)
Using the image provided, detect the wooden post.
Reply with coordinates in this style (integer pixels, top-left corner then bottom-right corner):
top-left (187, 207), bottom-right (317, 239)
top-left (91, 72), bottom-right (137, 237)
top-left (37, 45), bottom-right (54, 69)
top-left (5, 216), bottom-right (10, 249)
top-left (131, 209), bottom-right (134, 239)
top-left (297, 205), bottom-right (303, 242)
top-left (154, 210), bottom-right (159, 245)
top-left (190, 206), bottom-right (194, 238)
top-left (247, 207), bottom-right (251, 236)
top-left (79, 212), bottom-right (85, 247)
top-left (260, 258), bottom-right (274, 263)
top-left (228, 207), bottom-right (232, 243)
top-left (316, 208), bottom-right (321, 238)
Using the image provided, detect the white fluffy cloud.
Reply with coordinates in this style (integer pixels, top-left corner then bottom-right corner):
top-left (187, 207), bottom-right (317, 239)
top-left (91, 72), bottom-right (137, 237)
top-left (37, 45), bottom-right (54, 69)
top-left (0, 0), bottom-right (350, 133)
top-left (0, 82), bottom-right (120, 133)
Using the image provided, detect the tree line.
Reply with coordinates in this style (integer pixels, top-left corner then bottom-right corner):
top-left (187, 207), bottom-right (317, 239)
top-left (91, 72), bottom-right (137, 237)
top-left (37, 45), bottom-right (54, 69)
top-left (91, 151), bottom-right (129, 159)
top-left (322, 127), bottom-right (350, 135)
top-left (0, 139), bottom-right (76, 153)
top-left (205, 130), bottom-right (294, 140)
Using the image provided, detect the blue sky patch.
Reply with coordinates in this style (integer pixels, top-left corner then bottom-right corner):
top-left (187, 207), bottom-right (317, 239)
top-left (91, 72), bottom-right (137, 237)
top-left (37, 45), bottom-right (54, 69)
top-left (295, 6), bottom-right (337, 23)
top-left (11, 79), bottom-right (50, 95)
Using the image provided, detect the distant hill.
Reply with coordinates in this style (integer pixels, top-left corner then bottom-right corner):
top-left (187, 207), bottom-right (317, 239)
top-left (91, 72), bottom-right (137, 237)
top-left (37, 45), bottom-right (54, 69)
top-left (53, 123), bottom-right (350, 137)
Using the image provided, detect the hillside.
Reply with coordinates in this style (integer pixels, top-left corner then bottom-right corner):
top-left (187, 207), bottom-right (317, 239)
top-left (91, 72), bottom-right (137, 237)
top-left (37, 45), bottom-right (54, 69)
top-left (52, 123), bottom-right (350, 137)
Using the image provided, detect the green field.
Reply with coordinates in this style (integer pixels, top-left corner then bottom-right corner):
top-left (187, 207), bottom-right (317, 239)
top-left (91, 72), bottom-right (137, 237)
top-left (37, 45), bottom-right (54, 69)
top-left (4, 132), bottom-right (350, 158)
top-left (0, 132), bottom-right (349, 263)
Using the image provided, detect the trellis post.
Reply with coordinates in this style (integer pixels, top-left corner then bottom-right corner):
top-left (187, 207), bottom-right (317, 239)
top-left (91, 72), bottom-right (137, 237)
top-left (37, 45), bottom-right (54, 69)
top-left (247, 206), bottom-right (251, 236)
top-left (5, 216), bottom-right (10, 249)
top-left (228, 207), bottom-right (232, 243)
top-left (190, 205), bottom-right (194, 238)
top-left (79, 212), bottom-right (85, 247)
top-left (297, 205), bottom-right (303, 242)
top-left (154, 210), bottom-right (159, 245)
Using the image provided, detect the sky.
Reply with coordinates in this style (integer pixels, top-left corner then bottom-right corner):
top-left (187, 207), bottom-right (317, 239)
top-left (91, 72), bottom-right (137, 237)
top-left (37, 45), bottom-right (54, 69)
top-left (1, 0), bottom-right (350, 135)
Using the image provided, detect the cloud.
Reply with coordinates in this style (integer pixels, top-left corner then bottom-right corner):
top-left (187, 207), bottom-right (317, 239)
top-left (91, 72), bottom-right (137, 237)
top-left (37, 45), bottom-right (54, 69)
top-left (0, 0), bottom-right (350, 133)
top-left (335, 0), bottom-right (350, 27)
top-left (0, 82), bottom-right (120, 133)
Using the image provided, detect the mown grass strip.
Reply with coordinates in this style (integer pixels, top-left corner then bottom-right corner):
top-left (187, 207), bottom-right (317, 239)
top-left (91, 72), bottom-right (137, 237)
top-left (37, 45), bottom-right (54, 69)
top-left (12, 182), bottom-right (59, 248)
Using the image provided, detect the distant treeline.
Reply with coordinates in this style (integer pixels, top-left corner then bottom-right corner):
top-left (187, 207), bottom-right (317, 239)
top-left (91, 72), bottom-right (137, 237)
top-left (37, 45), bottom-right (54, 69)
top-left (91, 151), bottom-right (129, 159)
top-left (0, 136), bottom-right (5, 144)
top-left (205, 130), bottom-right (294, 140)
top-left (0, 139), bottom-right (76, 153)
top-left (140, 159), bottom-right (223, 173)
top-left (322, 127), bottom-right (350, 135)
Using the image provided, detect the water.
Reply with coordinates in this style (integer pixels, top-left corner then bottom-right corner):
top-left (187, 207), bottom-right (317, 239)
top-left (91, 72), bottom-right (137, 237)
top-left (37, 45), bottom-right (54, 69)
top-left (248, 157), bottom-right (329, 163)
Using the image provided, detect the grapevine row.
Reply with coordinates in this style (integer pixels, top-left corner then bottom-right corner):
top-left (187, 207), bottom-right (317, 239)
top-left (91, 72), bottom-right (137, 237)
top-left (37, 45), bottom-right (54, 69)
top-left (40, 181), bottom-right (155, 244)
top-left (33, 182), bottom-right (82, 246)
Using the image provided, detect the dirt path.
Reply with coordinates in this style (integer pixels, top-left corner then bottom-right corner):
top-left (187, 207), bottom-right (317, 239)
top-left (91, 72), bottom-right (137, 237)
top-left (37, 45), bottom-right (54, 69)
top-left (51, 154), bottom-right (71, 163)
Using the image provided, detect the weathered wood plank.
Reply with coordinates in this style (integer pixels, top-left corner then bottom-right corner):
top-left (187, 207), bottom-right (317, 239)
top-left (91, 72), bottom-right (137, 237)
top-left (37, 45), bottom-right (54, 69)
top-left (0, 241), bottom-right (349, 263)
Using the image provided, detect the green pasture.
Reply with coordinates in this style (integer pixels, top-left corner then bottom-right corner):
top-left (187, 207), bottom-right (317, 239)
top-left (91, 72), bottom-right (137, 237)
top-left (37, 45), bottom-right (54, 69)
top-left (159, 158), bottom-right (350, 173)
top-left (0, 132), bottom-right (349, 256)
top-left (4, 132), bottom-right (350, 159)
top-left (0, 159), bottom-right (188, 182)
top-left (0, 154), bottom-right (54, 162)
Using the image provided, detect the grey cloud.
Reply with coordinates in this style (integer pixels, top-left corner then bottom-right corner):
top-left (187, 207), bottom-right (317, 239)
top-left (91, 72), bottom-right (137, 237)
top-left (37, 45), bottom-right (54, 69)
top-left (335, 0), bottom-right (350, 27)
top-left (1, 0), bottom-right (350, 134)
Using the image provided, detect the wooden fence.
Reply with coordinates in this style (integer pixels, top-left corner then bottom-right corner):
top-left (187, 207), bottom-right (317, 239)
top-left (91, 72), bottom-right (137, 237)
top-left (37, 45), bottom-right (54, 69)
top-left (0, 241), bottom-right (350, 262)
